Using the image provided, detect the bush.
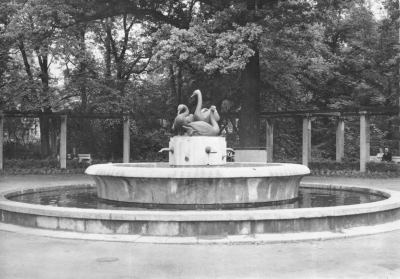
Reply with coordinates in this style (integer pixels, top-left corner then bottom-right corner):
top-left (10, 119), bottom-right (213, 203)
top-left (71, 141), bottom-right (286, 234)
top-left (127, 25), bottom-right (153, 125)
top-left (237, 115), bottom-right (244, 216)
top-left (366, 161), bottom-right (400, 173)
top-left (3, 158), bottom-right (101, 169)
top-left (1, 158), bottom-right (112, 175)
top-left (310, 169), bottom-right (400, 178)
top-left (309, 161), bottom-right (359, 171)
top-left (275, 159), bottom-right (400, 178)
top-left (307, 160), bottom-right (400, 178)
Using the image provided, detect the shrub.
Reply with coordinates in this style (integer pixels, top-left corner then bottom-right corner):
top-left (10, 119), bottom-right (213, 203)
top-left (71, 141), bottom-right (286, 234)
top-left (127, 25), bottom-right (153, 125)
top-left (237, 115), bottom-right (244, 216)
top-left (3, 158), bottom-right (103, 169)
top-left (308, 161), bottom-right (359, 171)
top-left (366, 162), bottom-right (400, 173)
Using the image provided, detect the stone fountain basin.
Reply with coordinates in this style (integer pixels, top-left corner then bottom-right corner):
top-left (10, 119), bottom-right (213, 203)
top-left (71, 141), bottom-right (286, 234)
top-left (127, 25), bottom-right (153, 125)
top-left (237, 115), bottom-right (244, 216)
top-left (1, 183), bottom-right (400, 236)
top-left (85, 163), bottom-right (310, 206)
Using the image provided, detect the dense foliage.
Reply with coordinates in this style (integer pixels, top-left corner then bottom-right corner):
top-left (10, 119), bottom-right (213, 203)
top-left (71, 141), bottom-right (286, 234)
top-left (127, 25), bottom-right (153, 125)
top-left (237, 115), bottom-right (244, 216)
top-left (0, 0), bottom-right (399, 162)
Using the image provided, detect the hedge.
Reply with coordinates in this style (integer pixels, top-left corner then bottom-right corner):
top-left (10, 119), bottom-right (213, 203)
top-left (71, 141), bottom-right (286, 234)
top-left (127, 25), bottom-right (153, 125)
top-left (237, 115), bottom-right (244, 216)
top-left (1, 159), bottom-right (400, 178)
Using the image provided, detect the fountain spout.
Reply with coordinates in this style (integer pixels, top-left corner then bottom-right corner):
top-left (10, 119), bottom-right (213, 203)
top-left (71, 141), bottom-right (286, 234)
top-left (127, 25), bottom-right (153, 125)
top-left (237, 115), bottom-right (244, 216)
top-left (159, 147), bottom-right (174, 154)
top-left (205, 146), bottom-right (217, 154)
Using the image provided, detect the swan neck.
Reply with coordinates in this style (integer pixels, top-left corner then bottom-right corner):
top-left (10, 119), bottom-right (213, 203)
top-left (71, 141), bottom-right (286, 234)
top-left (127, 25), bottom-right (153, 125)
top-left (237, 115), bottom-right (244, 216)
top-left (210, 109), bottom-right (217, 126)
top-left (196, 92), bottom-right (202, 112)
top-left (182, 105), bottom-right (189, 116)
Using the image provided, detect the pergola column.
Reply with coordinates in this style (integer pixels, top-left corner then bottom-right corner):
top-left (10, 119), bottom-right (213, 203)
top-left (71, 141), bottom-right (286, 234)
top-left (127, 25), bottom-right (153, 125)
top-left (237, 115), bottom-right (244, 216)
top-left (336, 116), bottom-right (345, 162)
top-left (60, 115), bottom-right (67, 169)
top-left (0, 112), bottom-right (3, 171)
top-left (123, 116), bottom-right (130, 163)
top-left (266, 117), bottom-right (273, 162)
top-left (359, 111), bottom-right (370, 172)
top-left (302, 114), bottom-right (312, 166)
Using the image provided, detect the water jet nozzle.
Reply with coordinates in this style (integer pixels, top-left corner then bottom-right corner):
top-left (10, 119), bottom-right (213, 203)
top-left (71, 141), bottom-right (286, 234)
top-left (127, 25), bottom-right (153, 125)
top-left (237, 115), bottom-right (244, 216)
top-left (205, 146), bottom-right (217, 154)
top-left (159, 147), bottom-right (174, 154)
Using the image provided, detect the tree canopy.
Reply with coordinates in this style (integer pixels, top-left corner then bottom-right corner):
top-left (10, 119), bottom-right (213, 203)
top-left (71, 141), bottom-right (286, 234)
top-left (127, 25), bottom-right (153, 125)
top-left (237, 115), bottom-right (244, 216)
top-left (0, 0), bottom-right (399, 160)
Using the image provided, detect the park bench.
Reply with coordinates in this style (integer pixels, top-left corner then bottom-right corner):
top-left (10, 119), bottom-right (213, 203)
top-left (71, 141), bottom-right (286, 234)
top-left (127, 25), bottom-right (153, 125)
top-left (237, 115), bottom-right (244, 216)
top-left (78, 154), bottom-right (92, 164)
top-left (232, 148), bottom-right (268, 163)
top-left (370, 155), bottom-right (400, 163)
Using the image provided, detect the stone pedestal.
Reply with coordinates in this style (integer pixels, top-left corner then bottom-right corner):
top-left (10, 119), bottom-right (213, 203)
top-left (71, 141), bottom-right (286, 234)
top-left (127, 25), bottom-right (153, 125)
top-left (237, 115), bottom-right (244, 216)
top-left (86, 162), bottom-right (310, 208)
top-left (168, 136), bottom-right (226, 166)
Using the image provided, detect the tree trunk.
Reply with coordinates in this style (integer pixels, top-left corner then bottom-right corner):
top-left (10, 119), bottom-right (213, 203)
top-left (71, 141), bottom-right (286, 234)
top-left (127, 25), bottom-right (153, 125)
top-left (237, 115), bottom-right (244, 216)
top-left (239, 49), bottom-right (261, 147)
top-left (51, 117), bottom-right (58, 158)
top-left (37, 50), bottom-right (51, 158)
top-left (104, 19), bottom-right (112, 83)
top-left (79, 27), bottom-right (88, 111)
top-left (169, 64), bottom-right (183, 105)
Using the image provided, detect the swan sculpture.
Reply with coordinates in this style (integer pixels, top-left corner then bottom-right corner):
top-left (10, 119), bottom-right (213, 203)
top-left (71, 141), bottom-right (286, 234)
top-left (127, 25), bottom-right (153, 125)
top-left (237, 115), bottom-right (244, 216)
top-left (191, 89), bottom-right (220, 124)
top-left (190, 89), bottom-right (205, 122)
top-left (201, 108), bottom-right (220, 124)
top-left (183, 106), bottom-right (219, 136)
top-left (172, 104), bottom-right (194, 135)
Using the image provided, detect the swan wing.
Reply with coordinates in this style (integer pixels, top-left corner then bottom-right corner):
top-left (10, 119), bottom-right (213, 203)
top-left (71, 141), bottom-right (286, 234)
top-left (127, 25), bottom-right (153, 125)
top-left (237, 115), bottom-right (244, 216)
top-left (188, 121), bottom-right (213, 135)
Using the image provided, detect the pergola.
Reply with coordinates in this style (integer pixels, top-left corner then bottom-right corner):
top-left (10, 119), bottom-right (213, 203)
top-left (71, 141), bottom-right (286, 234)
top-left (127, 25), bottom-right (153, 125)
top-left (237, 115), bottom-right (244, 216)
top-left (263, 106), bottom-right (400, 171)
top-left (0, 106), bottom-right (399, 172)
top-left (0, 110), bottom-right (134, 170)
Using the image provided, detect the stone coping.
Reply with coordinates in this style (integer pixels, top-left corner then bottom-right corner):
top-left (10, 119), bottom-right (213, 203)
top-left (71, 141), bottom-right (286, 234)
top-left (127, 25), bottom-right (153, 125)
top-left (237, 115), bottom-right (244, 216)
top-left (85, 162), bottom-right (310, 178)
top-left (1, 220), bottom-right (400, 244)
top-left (0, 183), bottom-right (399, 222)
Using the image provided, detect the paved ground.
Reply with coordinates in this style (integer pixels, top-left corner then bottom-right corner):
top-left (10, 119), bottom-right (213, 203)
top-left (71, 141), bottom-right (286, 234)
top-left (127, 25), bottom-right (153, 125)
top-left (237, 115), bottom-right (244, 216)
top-left (0, 174), bottom-right (400, 279)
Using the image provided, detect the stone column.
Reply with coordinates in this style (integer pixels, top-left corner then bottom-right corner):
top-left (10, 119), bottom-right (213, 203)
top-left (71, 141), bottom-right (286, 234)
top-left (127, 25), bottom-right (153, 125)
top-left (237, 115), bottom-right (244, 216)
top-left (266, 117), bottom-right (273, 162)
top-left (302, 114), bottom-right (311, 166)
top-left (60, 115), bottom-right (67, 169)
top-left (359, 111), bottom-right (369, 172)
top-left (123, 116), bottom-right (130, 163)
top-left (0, 112), bottom-right (3, 171)
top-left (336, 116), bottom-right (345, 162)
top-left (366, 115), bottom-right (370, 161)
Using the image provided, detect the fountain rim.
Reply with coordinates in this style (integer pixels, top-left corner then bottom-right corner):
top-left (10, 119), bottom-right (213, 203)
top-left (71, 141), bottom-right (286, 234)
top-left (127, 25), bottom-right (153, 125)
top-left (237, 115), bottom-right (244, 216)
top-left (1, 183), bottom-right (399, 222)
top-left (85, 162), bottom-right (310, 178)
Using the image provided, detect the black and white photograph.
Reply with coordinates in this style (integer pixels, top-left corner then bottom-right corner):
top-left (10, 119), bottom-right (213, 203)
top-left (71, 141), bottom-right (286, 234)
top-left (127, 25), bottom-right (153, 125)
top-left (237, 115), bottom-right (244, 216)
top-left (0, 0), bottom-right (399, 278)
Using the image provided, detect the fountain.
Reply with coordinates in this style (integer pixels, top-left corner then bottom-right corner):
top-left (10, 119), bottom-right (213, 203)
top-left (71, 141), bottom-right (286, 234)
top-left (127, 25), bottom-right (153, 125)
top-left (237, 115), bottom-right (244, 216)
top-left (86, 97), bottom-right (309, 210)
top-left (1, 91), bottom-right (400, 239)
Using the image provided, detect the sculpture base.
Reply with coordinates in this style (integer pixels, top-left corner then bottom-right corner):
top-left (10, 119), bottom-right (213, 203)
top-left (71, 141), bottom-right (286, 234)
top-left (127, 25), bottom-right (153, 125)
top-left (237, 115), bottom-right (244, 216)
top-left (168, 136), bottom-right (226, 166)
top-left (87, 162), bottom-right (310, 208)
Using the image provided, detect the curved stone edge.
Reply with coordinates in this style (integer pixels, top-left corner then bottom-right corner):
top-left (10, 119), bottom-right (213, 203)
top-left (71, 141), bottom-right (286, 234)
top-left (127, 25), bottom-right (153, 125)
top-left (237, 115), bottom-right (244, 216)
top-left (1, 219), bottom-right (400, 245)
top-left (1, 183), bottom-right (399, 221)
top-left (85, 162), bottom-right (311, 178)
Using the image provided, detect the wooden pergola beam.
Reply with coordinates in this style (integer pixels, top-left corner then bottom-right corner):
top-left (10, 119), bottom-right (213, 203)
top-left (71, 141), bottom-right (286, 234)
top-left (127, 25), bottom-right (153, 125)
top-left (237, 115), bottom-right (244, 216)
top-left (336, 117), bottom-right (345, 162)
top-left (0, 112), bottom-right (3, 171)
top-left (266, 118), bottom-right (273, 162)
top-left (302, 114), bottom-right (312, 166)
top-left (60, 115), bottom-right (67, 169)
top-left (359, 111), bottom-right (370, 172)
top-left (123, 116), bottom-right (130, 163)
top-left (2, 106), bottom-right (399, 120)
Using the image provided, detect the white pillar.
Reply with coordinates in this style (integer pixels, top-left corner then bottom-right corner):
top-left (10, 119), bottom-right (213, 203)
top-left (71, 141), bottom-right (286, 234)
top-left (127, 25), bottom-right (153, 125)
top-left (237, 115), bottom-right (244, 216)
top-left (266, 117), bottom-right (273, 162)
top-left (302, 114), bottom-right (311, 166)
top-left (336, 116), bottom-right (345, 162)
top-left (366, 114), bottom-right (370, 162)
top-left (359, 111), bottom-right (368, 172)
top-left (0, 112), bottom-right (3, 171)
top-left (123, 116), bottom-right (130, 163)
top-left (60, 115), bottom-right (67, 169)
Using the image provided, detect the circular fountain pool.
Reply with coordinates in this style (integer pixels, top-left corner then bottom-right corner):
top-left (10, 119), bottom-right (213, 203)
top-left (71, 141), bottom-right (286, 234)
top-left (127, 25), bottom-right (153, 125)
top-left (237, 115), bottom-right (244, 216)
top-left (7, 185), bottom-right (387, 210)
top-left (1, 183), bottom-right (400, 236)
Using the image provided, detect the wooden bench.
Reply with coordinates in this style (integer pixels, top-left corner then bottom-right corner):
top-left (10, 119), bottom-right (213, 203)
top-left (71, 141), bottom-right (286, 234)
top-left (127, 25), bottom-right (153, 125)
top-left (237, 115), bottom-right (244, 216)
top-left (233, 149), bottom-right (267, 163)
top-left (370, 156), bottom-right (400, 163)
top-left (78, 154), bottom-right (92, 164)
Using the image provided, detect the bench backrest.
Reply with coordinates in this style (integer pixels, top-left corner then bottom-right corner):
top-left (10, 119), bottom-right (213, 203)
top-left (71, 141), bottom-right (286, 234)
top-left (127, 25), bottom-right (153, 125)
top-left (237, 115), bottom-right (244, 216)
top-left (370, 155), bottom-right (400, 163)
top-left (78, 154), bottom-right (91, 158)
